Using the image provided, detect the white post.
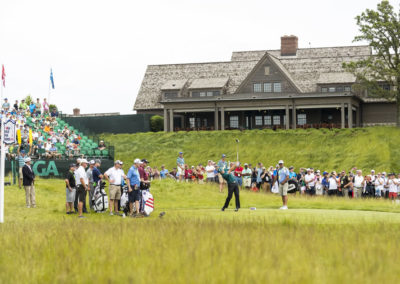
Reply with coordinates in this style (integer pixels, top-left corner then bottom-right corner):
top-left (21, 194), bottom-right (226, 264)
top-left (0, 81), bottom-right (5, 223)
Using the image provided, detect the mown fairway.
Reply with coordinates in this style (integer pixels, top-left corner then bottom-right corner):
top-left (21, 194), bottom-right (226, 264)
top-left (2, 179), bottom-right (400, 283)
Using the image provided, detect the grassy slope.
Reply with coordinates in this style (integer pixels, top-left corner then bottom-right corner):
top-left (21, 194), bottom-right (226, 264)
top-left (101, 127), bottom-right (400, 173)
top-left (2, 179), bottom-right (400, 283)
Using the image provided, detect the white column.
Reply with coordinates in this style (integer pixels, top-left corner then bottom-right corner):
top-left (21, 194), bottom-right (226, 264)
top-left (348, 103), bottom-right (353, 129)
top-left (163, 108), bottom-right (168, 132)
top-left (341, 103), bottom-right (345, 129)
top-left (169, 109), bottom-right (174, 132)
top-left (220, 107), bottom-right (225, 131)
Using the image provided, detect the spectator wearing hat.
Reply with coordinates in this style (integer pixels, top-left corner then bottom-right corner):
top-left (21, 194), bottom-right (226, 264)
top-left (98, 141), bottom-right (106, 151)
top-left (19, 99), bottom-right (27, 110)
top-left (86, 160), bottom-right (96, 210)
top-left (160, 165), bottom-right (169, 179)
top-left (127, 159), bottom-right (141, 216)
top-left (242, 163), bottom-right (252, 189)
top-left (328, 172), bottom-right (339, 196)
top-left (387, 173), bottom-right (399, 201)
top-left (22, 157), bottom-right (36, 208)
top-left (42, 98), bottom-right (49, 114)
top-left (17, 146), bottom-right (26, 189)
top-left (92, 159), bottom-right (103, 186)
top-left (217, 154), bottom-right (228, 193)
top-left (176, 152), bottom-right (185, 182)
top-left (274, 160), bottom-right (290, 209)
top-left (104, 160), bottom-right (128, 216)
top-left (353, 170), bottom-right (365, 198)
top-left (65, 164), bottom-right (76, 214)
top-left (234, 162), bottom-right (244, 189)
top-left (139, 159), bottom-right (151, 190)
top-left (35, 98), bottom-right (41, 115)
top-left (2, 98), bottom-right (10, 111)
top-left (75, 159), bottom-right (89, 218)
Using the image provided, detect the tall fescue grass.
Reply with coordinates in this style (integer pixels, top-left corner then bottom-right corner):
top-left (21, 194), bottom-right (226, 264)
top-left (2, 179), bottom-right (400, 283)
top-left (101, 127), bottom-right (400, 173)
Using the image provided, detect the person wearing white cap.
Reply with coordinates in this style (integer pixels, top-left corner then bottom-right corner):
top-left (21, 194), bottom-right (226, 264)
top-left (274, 160), bottom-right (290, 210)
top-left (177, 152), bottom-right (185, 182)
top-left (127, 159), bottom-right (141, 216)
top-left (75, 159), bottom-right (89, 218)
top-left (22, 157), bottom-right (36, 208)
top-left (104, 160), bottom-right (128, 216)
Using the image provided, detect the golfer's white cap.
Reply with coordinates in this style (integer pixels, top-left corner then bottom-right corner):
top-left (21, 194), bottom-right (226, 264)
top-left (307, 168), bottom-right (311, 171)
top-left (80, 159), bottom-right (88, 164)
top-left (89, 160), bottom-right (95, 165)
top-left (25, 157), bottom-right (31, 163)
top-left (134, 158), bottom-right (142, 164)
top-left (278, 160), bottom-right (284, 164)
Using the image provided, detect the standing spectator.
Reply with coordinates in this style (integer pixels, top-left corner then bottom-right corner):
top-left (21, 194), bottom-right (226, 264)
top-left (19, 99), bottom-right (27, 110)
top-left (315, 171), bottom-right (323, 195)
top-left (205, 160), bottom-right (215, 183)
top-left (375, 172), bottom-right (384, 198)
top-left (152, 166), bottom-right (160, 180)
top-left (86, 160), bottom-right (95, 210)
top-left (242, 163), bottom-right (252, 189)
top-left (184, 165), bottom-right (191, 182)
top-left (22, 157), bottom-right (36, 208)
top-left (353, 170), bottom-right (365, 198)
top-left (139, 159), bottom-right (151, 191)
top-left (322, 171), bottom-right (330, 194)
top-left (92, 159), bottom-right (103, 186)
top-left (256, 163), bottom-right (263, 189)
top-left (2, 98), bottom-right (10, 111)
top-left (127, 159), bottom-right (141, 216)
top-left (328, 172), bottom-right (338, 196)
top-left (75, 159), bottom-right (89, 218)
top-left (160, 165), bottom-right (169, 179)
top-left (98, 141), bottom-right (106, 151)
top-left (176, 152), bottom-right (185, 182)
top-left (387, 173), bottom-right (399, 201)
top-left (261, 167), bottom-right (271, 192)
top-left (220, 163), bottom-right (240, 212)
top-left (42, 98), bottom-right (49, 113)
top-left (338, 171), bottom-right (346, 196)
top-left (29, 101), bottom-right (36, 114)
top-left (275, 160), bottom-right (290, 210)
top-left (65, 164), bottom-right (76, 214)
top-left (13, 100), bottom-right (18, 111)
top-left (234, 163), bottom-right (243, 189)
top-left (104, 160), bottom-right (128, 216)
top-left (217, 154), bottom-right (228, 193)
top-left (169, 168), bottom-right (178, 179)
top-left (305, 168), bottom-right (316, 195)
top-left (50, 108), bottom-right (58, 117)
top-left (197, 164), bottom-right (205, 184)
top-left (17, 147), bottom-right (26, 189)
top-left (35, 98), bottom-right (41, 114)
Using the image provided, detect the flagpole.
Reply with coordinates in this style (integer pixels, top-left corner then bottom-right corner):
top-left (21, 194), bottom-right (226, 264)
top-left (0, 72), bottom-right (5, 223)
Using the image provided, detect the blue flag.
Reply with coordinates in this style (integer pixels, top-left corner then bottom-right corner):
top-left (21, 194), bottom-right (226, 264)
top-left (50, 68), bottom-right (55, 89)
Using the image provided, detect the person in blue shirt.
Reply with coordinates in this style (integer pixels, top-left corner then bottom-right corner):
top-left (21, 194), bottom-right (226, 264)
top-left (176, 152), bottom-right (185, 182)
top-left (160, 165), bottom-right (169, 179)
top-left (274, 160), bottom-right (290, 210)
top-left (289, 166), bottom-right (297, 179)
top-left (219, 162), bottom-right (240, 212)
top-left (92, 160), bottom-right (103, 185)
top-left (127, 159), bottom-right (141, 216)
top-left (29, 102), bottom-right (36, 114)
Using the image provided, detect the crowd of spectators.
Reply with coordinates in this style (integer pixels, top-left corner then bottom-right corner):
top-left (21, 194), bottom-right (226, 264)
top-left (1, 97), bottom-right (108, 162)
top-left (142, 153), bottom-right (400, 200)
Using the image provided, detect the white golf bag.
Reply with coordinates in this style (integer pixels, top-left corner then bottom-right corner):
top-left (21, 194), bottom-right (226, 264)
top-left (92, 181), bottom-right (109, 212)
top-left (120, 185), bottom-right (129, 210)
top-left (141, 191), bottom-right (154, 216)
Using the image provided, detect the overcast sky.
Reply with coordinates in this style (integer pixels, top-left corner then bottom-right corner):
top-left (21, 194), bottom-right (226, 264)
top-left (1, 0), bottom-right (399, 114)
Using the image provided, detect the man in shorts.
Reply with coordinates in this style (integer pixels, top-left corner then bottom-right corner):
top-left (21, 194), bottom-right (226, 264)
top-left (217, 154), bottom-right (228, 193)
top-left (242, 163), bottom-right (252, 189)
top-left (274, 160), bottom-right (290, 210)
top-left (65, 164), bottom-right (76, 214)
top-left (104, 160), bottom-right (128, 216)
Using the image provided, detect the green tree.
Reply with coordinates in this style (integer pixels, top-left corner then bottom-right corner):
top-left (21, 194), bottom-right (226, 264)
top-left (24, 94), bottom-right (33, 106)
top-left (150, 115), bottom-right (164, 132)
top-left (343, 0), bottom-right (400, 126)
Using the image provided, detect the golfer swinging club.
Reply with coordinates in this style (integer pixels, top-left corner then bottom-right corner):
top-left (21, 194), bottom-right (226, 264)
top-left (220, 161), bottom-right (240, 212)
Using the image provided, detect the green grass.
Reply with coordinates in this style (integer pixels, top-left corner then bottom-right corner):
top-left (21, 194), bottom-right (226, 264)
top-left (101, 127), bottom-right (400, 173)
top-left (2, 179), bottom-right (400, 283)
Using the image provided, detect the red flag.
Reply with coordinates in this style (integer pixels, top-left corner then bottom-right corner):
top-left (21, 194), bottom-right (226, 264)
top-left (1, 65), bottom-right (5, 88)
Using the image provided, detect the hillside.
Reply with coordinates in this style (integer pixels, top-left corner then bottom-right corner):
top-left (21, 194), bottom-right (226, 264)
top-left (101, 127), bottom-right (400, 173)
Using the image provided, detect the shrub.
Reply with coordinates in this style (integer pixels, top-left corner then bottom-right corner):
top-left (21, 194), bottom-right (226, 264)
top-left (150, 115), bottom-right (164, 132)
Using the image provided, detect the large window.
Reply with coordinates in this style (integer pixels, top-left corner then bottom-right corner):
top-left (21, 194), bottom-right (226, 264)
top-left (255, 116), bottom-right (263, 126)
top-left (264, 83), bottom-right (272, 93)
top-left (164, 92), bottom-right (178, 99)
top-left (264, 66), bottom-right (270, 75)
top-left (273, 115), bottom-right (281, 125)
top-left (329, 87), bottom-right (336, 93)
top-left (253, 83), bottom-right (262, 93)
top-left (189, 117), bottom-right (195, 128)
top-left (192, 90), bottom-right (220, 97)
top-left (321, 87), bottom-right (328, 93)
top-left (344, 86), bottom-right (351, 92)
top-left (230, 116), bottom-right (239, 128)
top-left (273, 82), bottom-right (282, 92)
top-left (264, 116), bottom-right (272, 125)
top-left (297, 114), bottom-right (307, 125)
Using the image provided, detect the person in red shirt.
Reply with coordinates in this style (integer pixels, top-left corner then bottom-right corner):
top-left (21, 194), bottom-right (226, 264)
top-left (234, 163), bottom-right (244, 189)
top-left (184, 164), bottom-right (191, 182)
top-left (197, 164), bottom-right (205, 184)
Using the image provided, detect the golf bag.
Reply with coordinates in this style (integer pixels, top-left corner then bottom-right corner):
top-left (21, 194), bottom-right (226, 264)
top-left (120, 185), bottom-right (130, 215)
top-left (288, 179), bottom-right (298, 194)
top-left (141, 190), bottom-right (154, 216)
top-left (92, 182), bottom-right (109, 212)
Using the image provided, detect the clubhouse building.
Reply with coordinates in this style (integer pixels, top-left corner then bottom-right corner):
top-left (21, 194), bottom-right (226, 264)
top-left (134, 36), bottom-right (396, 131)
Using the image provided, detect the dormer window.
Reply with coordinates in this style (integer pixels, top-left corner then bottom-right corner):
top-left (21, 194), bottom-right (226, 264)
top-left (264, 66), bottom-right (270, 75)
top-left (253, 83), bottom-right (262, 93)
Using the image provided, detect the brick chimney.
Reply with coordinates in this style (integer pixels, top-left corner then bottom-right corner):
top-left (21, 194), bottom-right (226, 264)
top-left (73, 108), bottom-right (80, 116)
top-left (281, 35), bottom-right (298, 56)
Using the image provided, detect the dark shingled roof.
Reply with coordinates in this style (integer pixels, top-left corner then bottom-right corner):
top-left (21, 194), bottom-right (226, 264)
top-left (134, 45), bottom-right (372, 110)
